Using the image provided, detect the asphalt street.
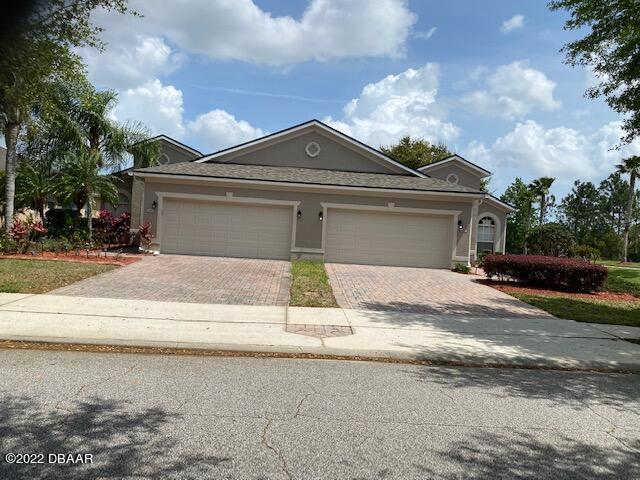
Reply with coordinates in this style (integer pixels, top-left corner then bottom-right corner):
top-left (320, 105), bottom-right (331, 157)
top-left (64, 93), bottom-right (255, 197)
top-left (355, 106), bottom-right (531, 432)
top-left (0, 348), bottom-right (638, 479)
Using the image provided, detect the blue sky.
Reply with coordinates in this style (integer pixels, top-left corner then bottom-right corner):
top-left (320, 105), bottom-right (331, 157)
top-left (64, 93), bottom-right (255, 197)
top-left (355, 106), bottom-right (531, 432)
top-left (81, 0), bottom-right (640, 198)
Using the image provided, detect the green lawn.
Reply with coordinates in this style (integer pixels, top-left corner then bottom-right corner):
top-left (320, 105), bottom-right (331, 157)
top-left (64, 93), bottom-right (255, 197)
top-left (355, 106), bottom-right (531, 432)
top-left (0, 259), bottom-right (118, 294)
top-left (604, 266), bottom-right (640, 296)
top-left (289, 260), bottom-right (339, 308)
top-left (598, 259), bottom-right (640, 269)
top-left (510, 293), bottom-right (640, 327)
top-left (506, 265), bottom-right (640, 327)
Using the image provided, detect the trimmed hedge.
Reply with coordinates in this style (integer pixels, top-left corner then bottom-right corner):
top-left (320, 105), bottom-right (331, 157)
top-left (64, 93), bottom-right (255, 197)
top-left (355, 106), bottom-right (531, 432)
top-left (483, 254), bottom-right (607, 292)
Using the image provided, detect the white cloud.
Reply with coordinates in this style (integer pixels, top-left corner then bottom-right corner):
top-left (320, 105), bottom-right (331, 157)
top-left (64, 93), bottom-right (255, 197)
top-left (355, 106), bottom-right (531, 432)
top-left (463, 120), bottom-right (640, 192)
top-left (80, 32), bottom-right (184, 89)
top-left (89, 0), bottom-right (416, 67)
top-left (325, 63), bottom-right (459, 148)
top-left (187, 110), bottom-right (266, 151)
top-left (113, 80), bottom-right (185, 136)
top-left (463, 61), bottom-right (560, 119)
top-left (414, 27), bottom-right (437, 40)
top-left (500, 14), bottom-right (524, 33)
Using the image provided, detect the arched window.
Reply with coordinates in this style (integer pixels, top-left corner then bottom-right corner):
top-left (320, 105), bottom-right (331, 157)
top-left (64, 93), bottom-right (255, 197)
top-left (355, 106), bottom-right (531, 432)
top-left (477, 216), bottom-right (496, 253)
top-left (159, 153), bottom-right (171, 165)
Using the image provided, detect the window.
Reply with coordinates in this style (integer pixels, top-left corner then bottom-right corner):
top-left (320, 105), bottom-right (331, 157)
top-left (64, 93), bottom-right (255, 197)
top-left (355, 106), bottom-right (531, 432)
top-left (159, 153), bottom-right (171, 165)
top-left (477, 216), bottom-right (495, 253)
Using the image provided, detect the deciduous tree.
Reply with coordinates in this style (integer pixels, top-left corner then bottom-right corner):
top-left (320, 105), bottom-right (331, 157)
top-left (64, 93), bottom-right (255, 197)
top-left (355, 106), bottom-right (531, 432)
top-left (549, 0), bottom-right (640, 144)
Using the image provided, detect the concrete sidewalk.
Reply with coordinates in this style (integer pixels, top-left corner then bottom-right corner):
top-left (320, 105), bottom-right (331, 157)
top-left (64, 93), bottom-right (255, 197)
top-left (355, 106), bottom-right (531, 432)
top-left (0, 293), bottom-right (638, 371)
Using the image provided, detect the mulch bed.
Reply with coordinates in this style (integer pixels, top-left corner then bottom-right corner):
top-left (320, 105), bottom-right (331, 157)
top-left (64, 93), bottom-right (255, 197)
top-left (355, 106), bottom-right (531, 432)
top-left (477, 279), bottom-right (639, 302)
top-left (0, 251), bottom-right (142, 266)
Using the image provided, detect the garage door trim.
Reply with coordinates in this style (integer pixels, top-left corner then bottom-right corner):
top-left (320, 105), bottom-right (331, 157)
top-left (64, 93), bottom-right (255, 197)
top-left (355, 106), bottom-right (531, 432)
top-left (320, 202), bottom-right (461, 265)
top-left (155, 192), bottom-right (299, 253)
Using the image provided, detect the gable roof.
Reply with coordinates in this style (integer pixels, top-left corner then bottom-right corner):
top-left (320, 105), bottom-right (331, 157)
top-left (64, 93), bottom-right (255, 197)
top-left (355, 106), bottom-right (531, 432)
top-left (135, 161), bottom-right (483, 195)
top-left (192, 119), bottom-right (427, 178)
top-left (418, 154), bottom-right (491, 178)
top-left (135, 134), bottom-right (203, 157)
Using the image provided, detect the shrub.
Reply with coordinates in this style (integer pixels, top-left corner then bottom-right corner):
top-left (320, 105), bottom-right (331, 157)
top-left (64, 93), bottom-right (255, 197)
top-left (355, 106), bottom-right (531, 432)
top-left (483, 254), bottom-right (608, 292)
top-left (92, 210), bottom-right (131, 245)
top-left (138, 221), bottom-right (152, 250)
top-left (570, 245), bottom-right (600, 262)
top-left (0, 233), bottom-right (17, 254)
top-left (527, 223), bottom-right (575, 257)
top-left (45, 209), bottom-right (76, 238)
top-left (112, 212), bottom-right (131, 244)
top-left (92, 209), bottom-right (114, 244)
top-left (452, 262), bottom-right (471, 274)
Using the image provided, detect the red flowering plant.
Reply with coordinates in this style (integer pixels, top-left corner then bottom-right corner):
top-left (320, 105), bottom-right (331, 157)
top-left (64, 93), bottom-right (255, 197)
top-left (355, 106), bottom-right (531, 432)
top-left (92, 209), bottom-right (114, 244)
top-left (8, 210), bottom-right (48, 253)
top-left (138, 221), bottom-right (152, 251)
top-left (112, 212), bottom-right (131, 245)
top-left (8, 221), bottom-right (28, 241)
top-left (92, 210), bottom-right (131, 246)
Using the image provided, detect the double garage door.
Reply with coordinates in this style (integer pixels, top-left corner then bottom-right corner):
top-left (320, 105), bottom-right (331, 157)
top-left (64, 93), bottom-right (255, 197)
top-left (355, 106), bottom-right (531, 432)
top-left (160, 199), bottom-right (292, 260)
top-left (160, 198), bottom-right (453, 268)
top-left (324, 209), bottom-right (453, 268)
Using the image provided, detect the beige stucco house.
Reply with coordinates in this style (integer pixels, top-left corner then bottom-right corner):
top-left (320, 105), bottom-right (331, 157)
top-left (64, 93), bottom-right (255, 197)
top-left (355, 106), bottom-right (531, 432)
top-left (124, 120), bottom-right (513, 268)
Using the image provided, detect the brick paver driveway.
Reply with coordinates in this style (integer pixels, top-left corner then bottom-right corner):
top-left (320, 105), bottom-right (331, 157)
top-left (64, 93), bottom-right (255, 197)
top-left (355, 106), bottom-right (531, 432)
top-left (53, 255), bottom-right (291, 306)
top-left (326, 263), bottom-right (552, 318)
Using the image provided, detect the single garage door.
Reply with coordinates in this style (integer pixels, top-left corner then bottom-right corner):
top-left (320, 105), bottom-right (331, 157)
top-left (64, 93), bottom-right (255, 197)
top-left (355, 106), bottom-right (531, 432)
top-left (324, 209), bottom-right (452, 268)
top-left (160, 199), bottom-right (292, 259)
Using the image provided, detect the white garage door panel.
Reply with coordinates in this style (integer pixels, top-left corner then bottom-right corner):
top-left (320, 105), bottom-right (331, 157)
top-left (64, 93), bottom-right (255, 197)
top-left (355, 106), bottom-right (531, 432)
top-left (325, 209), bottom-right (452, 268)
top-left (161, 199), bottom-right (292, 259)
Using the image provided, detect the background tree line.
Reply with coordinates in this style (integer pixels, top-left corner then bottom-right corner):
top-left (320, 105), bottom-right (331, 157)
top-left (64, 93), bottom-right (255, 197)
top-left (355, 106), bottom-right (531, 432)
top-left (501, 158), bottom-right (640, 261)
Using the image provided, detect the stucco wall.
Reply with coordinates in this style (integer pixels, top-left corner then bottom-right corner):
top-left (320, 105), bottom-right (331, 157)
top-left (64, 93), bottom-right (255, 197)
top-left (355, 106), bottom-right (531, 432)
top-left (424, 164), bottom-right (482, 190)
top-left (212, 130), bottom-right (407, 175)
top-left (139, 178), bottom-right (476, 259)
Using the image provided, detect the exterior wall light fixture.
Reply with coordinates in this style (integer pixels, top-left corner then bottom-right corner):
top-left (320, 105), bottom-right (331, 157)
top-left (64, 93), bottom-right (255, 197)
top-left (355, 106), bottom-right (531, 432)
top-left (458, 219), bottom-right (463, 230)
top-left (152, 201), bottom-right (157, 210)
top-left (297, 210), bottom-right (302, 219)
top-left (318, 211), bottom-right (324, 221)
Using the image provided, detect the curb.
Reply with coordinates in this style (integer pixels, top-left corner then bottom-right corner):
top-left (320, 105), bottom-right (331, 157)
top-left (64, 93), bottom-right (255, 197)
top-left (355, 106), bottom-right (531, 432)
top-left (0, 338), bottom-right (636, 374)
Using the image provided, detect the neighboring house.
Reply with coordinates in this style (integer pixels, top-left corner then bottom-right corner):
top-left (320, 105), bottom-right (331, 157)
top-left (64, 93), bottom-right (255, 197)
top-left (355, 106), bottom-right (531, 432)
top-left (101, 135), bottom-right (202, 216)
top-left (128, 120), bottom-right (513, 268)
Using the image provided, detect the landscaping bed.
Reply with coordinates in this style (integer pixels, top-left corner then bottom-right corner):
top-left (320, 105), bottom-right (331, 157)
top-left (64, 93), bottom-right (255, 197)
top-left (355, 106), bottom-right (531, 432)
top-left (289, 260), bottom-right (339, 308)
top-left (1, 251), bottom-right (140, 266)
top-left (0, 259), bottom-right (120, 294)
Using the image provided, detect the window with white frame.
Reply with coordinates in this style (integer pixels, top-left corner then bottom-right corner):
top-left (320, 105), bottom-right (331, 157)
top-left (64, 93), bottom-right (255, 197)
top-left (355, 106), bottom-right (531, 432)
top-left (477, 216), bottom-right (496, 253)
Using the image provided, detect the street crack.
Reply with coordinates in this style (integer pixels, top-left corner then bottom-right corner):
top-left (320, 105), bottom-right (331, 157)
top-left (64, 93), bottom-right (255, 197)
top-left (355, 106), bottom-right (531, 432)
top-left (261, 418), bottom-right (292, 480)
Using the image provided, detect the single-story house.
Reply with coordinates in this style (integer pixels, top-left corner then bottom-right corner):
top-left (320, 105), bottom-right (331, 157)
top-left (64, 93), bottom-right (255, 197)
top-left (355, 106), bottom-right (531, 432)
top-left (123, 120), bottom-right (513, 268)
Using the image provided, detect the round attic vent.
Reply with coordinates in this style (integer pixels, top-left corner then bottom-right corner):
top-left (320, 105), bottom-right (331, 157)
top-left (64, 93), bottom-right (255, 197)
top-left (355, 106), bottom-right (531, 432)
top-left (446, 173), bottom-right (459, 185)
top-left (305, 141), bottom-right (321, 158)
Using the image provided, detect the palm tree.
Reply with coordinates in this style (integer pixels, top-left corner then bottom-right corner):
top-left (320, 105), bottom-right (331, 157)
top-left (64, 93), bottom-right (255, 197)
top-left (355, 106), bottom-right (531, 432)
top-left (616, 156), bottom-right (640, 262)
top-left (47, 83), bottom-right (158, 237)
top-left (56, 151), bottom-right (119, 234)
top-left (15, 162), bottom-right (55, 220)
top-left (57, 86), bottom-right (159, 171)
top-left (528, 177), bottom-right (556, 225)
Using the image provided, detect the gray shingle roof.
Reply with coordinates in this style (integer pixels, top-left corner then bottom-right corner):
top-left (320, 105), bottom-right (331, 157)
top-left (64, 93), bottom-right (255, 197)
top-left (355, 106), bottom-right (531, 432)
top-left (134, 161), bottom-right (484, 194)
